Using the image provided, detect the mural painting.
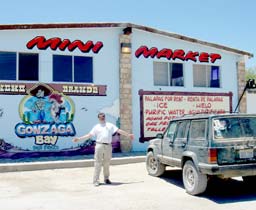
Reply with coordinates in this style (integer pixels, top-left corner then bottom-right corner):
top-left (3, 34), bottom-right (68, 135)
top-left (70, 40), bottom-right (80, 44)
top-left (15, 83), bottom-right (75, 143)
top-left (0, 83), bottom-right (120, 160)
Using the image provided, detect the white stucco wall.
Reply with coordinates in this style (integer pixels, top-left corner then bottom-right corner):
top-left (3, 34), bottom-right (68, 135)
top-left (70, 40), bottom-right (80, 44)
top-left (131, 29), bottom-right (241, 151)
top-left (247, 92), bottom-right (256, 114)
top-left (0, 27), bottom-right (123, 150)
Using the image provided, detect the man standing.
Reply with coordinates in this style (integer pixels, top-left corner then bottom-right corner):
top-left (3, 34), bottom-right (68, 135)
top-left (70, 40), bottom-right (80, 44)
top-left (73, 112), bottom-right (134, 186)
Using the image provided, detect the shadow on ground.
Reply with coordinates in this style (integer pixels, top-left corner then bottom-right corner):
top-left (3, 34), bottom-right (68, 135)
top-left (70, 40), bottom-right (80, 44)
top-left (102, 181), bottom-right (144, 186)
top-left (159, 168), bottom-right (256, 203)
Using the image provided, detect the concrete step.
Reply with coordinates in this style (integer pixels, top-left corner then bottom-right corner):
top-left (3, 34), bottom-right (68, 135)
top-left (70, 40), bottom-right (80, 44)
top-left (0, 156), bottom-right (146, 172)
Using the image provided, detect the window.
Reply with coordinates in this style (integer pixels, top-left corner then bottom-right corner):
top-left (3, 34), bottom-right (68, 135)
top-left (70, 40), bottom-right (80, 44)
top-left (193, 64), bottom-right (220, 88)
top-left (213, 117), bottom-right (256, 139)
top-left (0, 52), bottom-right (38, 81)
top-left (190, 120), bottom-right (207, 139)
top-left (53, 55), bottom-right (72, 82)
top-left (154, 62), bottom-right (184, 86)
top-left (53, 55), bottom-right (93, 83)
top-left (19, 53), bottom-right (39, 81)
top-left (166, 122), bottom-right (177, 139)
top-left (0, 52), bottom-right (16, 80)
top-left (176, 121), bottom-right (189, 139)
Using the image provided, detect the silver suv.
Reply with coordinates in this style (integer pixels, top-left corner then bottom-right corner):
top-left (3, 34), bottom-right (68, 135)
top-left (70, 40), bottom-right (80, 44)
top-left (146, 113), bottom-right (256, 195)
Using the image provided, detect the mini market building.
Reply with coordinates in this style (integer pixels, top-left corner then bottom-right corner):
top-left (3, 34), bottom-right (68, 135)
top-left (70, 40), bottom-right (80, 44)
top-left (0, 23), bottom-right (253, 161)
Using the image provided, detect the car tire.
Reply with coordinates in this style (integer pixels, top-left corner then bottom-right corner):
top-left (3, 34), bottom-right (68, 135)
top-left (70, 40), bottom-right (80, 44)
top-left (146, 151), bottom-right (165, 177)
top-left (182, 160), bottom-right (207, 195)
top-left (242, 176), bottom-right (255, 184)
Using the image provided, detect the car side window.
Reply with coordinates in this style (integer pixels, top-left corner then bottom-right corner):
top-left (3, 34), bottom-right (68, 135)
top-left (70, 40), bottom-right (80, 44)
top-left (189, 119), bottom-right (207, 140)
top-left (165, 122), bottom-right (177, 140)
top-left (175, 120), bottom-right (189, 140)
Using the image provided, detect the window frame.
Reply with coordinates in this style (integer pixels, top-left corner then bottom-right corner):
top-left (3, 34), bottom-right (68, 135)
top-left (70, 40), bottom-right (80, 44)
top-left (193, 64), bottom-right (221, 88)
top-left (153, 61), bottom-right (184, 87)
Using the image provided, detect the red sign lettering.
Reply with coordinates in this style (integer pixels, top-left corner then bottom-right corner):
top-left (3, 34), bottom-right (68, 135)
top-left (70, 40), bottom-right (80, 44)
top-left (199, 52), bottom-right (209, 62)
top-left (210, 53), bottom-right (222, 63)
top-left (135, 46), bottom-right (221, 63)
top-left (172, 49), bottom-right (185, 61)
top-left (156, 48), bottom-right (173, 59)
top-left (135, 46), bottom-right (158, 58)
top-left (185, 51), bottom-right (199, 62)
top-left (27, 36), bottom-right (103, 54)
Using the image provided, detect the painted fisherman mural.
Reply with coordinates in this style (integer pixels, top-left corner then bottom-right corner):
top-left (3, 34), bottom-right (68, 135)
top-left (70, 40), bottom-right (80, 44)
top-left (15, 83), bottom-right (75, 139)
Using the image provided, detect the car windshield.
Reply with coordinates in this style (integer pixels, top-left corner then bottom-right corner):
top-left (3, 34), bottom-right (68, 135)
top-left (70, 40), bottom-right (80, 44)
top-left (213, 117), bottom-right (256, 139)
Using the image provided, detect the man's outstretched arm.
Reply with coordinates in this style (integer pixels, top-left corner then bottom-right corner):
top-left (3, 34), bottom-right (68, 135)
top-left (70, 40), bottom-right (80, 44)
top-left (72, 133), bottom-right (93, 143)
top-left (117, 129), bottom-right (134, 140)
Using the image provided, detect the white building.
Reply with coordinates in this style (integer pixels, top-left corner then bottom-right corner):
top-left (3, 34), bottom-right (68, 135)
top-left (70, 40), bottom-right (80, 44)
top-left (0, 23), bottom-right (252, 161)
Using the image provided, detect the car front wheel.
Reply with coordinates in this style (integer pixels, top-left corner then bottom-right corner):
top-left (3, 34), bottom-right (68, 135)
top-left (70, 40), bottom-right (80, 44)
top-left (182, 160), bottom-right (207, 195)
top-left (146, 151), bottom-right (165, 177)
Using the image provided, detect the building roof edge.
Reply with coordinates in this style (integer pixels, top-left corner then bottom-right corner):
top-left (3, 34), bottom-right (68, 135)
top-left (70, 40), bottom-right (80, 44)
top-left (0, 22), bottom-right (253, 58)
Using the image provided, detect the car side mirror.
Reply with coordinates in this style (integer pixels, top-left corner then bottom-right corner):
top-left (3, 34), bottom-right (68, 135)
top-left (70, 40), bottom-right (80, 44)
top-left (156, 133), bottom-right (164, 139)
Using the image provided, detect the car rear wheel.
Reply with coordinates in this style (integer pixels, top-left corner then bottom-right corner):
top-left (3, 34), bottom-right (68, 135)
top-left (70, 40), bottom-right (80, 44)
top-left (182, 160), bottom-right (207, 195)
top-left (146, 151), bottom-right (165, 177)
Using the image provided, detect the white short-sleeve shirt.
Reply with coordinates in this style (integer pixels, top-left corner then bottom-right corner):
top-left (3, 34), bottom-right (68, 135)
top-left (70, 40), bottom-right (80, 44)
top-left (90, 122), bottom-right (118, 144)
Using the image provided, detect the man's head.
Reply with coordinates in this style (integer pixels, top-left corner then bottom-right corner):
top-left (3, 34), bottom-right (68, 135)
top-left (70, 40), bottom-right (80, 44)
top-left (98, 112), bottom-right (106, 123)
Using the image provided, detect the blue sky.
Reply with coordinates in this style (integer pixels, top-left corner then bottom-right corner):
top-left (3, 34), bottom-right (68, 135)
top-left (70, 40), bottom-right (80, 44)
top-left (1, 0), bottom-right (256, 68)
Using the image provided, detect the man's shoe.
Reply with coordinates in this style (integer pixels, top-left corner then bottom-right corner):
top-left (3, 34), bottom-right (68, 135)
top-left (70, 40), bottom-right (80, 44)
top-left (104, 179), bottom-right (112, 184)
top-left (93, 181), bottom-right (100, 187)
